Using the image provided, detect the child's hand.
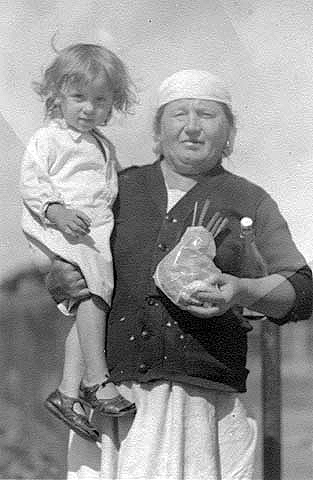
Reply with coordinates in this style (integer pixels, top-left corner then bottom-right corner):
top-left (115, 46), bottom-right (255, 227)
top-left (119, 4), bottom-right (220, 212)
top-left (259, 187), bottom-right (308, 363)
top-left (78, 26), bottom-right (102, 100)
top-left (46, 203), bottom-right (91, 238)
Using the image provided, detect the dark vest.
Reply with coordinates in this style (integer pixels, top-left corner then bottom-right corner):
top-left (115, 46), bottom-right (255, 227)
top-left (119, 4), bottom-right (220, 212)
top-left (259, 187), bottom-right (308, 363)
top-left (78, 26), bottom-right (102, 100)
top-left (106, 160), bottom-right (312, 392)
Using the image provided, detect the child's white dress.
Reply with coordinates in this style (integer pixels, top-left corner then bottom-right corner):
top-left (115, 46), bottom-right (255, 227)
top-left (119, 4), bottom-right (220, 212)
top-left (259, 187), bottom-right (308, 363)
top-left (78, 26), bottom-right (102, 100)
top-left (20, 119), bottom-right (118, 313)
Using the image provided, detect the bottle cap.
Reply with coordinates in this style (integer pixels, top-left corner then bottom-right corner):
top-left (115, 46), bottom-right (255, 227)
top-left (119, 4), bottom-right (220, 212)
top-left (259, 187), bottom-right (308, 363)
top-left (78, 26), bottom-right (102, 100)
top-left (240, 217), bottom-right (253, 228)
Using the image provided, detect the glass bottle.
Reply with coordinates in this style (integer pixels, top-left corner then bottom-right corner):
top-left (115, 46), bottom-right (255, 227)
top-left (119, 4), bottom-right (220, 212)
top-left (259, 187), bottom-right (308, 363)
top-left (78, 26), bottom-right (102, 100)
top-left (239, 216), bottom-right (267, 320)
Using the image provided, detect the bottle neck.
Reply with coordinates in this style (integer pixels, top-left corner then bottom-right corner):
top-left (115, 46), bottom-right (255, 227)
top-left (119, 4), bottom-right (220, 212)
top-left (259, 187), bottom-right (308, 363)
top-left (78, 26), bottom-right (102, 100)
top-left (240, 227), bottom-right (255, 240)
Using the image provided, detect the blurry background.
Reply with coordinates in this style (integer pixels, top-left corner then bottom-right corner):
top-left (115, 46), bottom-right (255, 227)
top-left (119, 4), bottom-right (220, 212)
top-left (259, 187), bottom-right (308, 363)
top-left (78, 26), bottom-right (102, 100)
top-left (0, 1), bottom-right (312, 478)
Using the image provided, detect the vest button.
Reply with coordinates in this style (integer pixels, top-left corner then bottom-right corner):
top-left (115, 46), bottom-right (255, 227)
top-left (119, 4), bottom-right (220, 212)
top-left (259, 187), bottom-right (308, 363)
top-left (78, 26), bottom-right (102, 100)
top-left (147, 297), bottom-right (158, 306)
top-left (141, 330), bottom-right (150, 339)
top-left (138, 363), bottom-right (148, 373)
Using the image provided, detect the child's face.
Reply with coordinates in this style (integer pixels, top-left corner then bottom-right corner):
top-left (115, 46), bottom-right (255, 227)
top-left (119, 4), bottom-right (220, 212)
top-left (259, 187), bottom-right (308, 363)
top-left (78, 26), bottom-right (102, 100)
top-left (59, 76), bottom-right (114, 132)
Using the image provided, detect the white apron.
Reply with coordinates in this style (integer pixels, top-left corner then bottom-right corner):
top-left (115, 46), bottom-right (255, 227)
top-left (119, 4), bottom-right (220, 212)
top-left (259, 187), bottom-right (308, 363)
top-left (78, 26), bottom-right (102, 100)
top-left (68, 381), bottom-right (257, 480)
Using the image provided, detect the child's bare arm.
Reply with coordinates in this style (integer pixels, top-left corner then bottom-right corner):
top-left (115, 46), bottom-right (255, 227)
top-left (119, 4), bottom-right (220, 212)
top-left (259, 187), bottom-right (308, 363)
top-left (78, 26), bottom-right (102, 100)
top-left (46, 203), bottom-right (91, 238)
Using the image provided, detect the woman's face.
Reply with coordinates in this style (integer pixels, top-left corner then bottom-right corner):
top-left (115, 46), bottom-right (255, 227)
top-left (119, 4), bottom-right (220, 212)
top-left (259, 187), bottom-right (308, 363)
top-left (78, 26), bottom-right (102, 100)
top-left (159, 99), bottom-right (232, 177)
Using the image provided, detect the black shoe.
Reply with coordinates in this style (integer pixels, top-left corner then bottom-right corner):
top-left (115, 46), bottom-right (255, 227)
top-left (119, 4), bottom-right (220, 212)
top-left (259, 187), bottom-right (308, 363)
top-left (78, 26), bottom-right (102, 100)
top-left (45, 389), bottom-right (100, 442)
top-left (79, 377), bottom-right (137, 417)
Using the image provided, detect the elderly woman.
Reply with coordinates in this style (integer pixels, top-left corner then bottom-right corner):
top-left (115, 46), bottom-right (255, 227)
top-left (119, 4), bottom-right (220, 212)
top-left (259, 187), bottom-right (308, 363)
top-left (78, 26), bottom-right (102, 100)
top-left (48, 70), bottom-right (313, 480)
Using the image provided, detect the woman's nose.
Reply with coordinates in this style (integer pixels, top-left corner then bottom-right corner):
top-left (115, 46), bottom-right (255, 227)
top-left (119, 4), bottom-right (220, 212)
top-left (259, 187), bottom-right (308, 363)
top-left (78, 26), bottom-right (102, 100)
top-left (184, 113), bottom-right (201, 134)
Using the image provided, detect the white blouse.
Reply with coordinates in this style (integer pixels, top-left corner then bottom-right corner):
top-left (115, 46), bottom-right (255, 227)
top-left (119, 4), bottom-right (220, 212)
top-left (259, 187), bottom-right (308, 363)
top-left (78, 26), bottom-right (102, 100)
top-left (166, 186), bottom-right (186, 212)
top-left (20, 120), bottom-right (117, 227)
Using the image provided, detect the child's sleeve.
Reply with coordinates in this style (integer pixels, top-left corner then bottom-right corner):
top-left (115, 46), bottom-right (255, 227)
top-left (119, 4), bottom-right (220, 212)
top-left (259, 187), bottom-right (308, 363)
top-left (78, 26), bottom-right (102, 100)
top-left (20, 129), bottom-right (65, 224)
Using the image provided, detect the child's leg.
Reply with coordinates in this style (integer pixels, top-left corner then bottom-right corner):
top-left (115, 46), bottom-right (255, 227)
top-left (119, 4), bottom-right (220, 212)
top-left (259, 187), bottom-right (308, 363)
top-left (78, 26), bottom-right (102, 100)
top-left (58, 322), bottom-right (85, 398)
top-left (76, 296), bottom-right (120, 400)
top-left (45, 320), bottom-right (100, 441)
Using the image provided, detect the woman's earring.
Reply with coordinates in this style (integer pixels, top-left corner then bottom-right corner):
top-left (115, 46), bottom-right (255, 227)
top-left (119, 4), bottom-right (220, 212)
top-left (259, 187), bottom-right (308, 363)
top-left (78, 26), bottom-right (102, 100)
top-left (153, 138), bottom-right (163, 156)
top-left (223, 139), bottom-right (231, 157)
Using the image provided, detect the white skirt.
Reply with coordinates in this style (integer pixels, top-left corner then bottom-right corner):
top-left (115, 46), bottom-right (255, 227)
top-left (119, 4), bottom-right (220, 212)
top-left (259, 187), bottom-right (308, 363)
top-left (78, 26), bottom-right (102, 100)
top-left (68, 381), bottom-right (257, 480)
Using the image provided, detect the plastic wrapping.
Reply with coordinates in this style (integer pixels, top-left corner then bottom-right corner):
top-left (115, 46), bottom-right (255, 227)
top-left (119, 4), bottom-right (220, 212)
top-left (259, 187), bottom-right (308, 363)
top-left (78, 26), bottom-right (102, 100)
top-left (153, 226), bottom-right (220, 306)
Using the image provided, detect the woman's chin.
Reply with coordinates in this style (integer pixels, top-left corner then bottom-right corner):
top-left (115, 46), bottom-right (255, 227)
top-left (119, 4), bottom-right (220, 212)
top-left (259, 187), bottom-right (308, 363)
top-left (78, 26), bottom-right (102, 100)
top-left (178, 158), bottom-right (218, 176)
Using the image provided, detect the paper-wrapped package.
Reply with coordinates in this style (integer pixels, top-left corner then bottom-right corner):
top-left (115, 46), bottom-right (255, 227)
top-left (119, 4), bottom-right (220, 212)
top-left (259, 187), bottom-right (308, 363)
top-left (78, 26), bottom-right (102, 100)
top-left (153, 226), bottom-right (220, 306)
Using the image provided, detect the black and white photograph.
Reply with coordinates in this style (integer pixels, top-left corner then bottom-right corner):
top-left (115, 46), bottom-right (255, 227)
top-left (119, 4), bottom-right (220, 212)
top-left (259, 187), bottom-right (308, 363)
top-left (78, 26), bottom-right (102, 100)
top-left (1, 1), bottom-right (313, 479)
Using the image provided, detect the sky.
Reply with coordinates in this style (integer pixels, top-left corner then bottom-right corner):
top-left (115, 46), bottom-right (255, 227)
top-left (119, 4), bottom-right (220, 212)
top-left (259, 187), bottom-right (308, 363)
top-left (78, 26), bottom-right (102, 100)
top-left (1, 0), bottom-right (313, 280)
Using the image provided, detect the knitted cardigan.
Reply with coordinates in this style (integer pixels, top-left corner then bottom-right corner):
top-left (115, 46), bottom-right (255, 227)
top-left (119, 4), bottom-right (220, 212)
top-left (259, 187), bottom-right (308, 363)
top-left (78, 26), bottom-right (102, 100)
top-left (106, 161), bottom-right (312, 392)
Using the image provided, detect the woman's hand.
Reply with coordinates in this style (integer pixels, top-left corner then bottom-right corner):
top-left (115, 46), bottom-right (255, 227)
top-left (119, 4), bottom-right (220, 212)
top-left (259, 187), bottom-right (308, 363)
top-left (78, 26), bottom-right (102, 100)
top-left (182, 272), bottom-right (242, 319)
top-left (183, 271), bottom-right (297, 320)
top-left (45, 257), bottom-right (90, 304)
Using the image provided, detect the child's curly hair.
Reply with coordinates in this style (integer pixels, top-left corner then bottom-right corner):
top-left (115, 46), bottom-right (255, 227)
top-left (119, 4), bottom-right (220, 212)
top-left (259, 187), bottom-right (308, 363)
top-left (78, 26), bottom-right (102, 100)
top-left (33, 43), bottom-right (137, 121)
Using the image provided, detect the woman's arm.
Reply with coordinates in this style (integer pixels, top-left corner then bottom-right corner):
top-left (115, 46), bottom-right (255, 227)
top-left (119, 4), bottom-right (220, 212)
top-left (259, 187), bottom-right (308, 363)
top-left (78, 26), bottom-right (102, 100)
top-left (187, 193), bottom-right (313, 322)
top-left (236, 274), bottom-right (296, 318)
top-left (185, 272), bottom-right (295, 319)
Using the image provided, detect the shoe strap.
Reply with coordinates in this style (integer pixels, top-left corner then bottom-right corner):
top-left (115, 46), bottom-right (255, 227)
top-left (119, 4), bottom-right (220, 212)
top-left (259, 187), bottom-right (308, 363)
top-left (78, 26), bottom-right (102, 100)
top-left (81, 374), bottom-right (112, 394)
top-left (58, 389), bottom-right (89, 414)
top-left (100, 374), bottom-right (112, 388)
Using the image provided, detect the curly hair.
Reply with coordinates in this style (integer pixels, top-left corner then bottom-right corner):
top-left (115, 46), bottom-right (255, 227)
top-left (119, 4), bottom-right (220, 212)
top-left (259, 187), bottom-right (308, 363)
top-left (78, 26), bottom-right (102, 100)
top-left (33, 43), bottom-right (137, 120)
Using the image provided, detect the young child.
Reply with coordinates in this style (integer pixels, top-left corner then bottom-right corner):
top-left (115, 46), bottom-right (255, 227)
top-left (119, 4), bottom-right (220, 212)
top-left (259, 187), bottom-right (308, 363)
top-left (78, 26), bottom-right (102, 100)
top-left (20, 43), bottom-right (137, 443)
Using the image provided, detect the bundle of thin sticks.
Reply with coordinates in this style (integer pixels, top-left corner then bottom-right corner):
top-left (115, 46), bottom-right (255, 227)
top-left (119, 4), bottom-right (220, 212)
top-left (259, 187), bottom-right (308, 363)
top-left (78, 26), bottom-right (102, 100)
top-left (192, 199), bottom-right (229, 238)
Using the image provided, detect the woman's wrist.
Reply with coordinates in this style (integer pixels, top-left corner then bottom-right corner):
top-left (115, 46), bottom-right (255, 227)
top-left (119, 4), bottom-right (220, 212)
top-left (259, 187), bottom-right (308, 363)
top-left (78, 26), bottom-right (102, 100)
top-left (236, 278), bottom-right (258, 308)
top-left (235, 275), bottom-right (296, 318)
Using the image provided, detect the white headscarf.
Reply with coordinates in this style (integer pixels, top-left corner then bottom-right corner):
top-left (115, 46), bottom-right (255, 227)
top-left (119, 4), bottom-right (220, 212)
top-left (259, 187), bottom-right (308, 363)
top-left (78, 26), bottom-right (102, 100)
top-left (157, 69), bottom-right (232, 109)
